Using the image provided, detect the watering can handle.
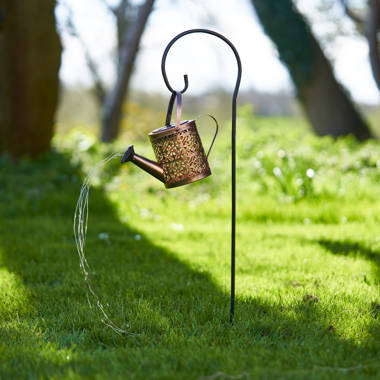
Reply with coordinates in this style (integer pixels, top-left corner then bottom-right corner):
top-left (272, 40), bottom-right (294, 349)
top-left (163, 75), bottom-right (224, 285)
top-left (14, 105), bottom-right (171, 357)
top-left (164, 92), bottom-right (218, 158)
top-left (164, 91), bottom-right (183, 127)
top-left (196, 114), bottom-right (219, 159)
top-left (175, 91), bottom-right (182, 128)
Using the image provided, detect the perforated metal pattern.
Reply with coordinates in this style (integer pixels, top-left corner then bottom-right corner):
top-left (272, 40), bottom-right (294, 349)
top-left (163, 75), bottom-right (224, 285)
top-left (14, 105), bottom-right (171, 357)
top-left (150, 121), bottom-right (211, 188)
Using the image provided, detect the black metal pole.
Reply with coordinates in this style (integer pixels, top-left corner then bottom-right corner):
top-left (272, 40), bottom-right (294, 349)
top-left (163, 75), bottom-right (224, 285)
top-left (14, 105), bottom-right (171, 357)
top-left (160, 29), bottom-right (242, 322)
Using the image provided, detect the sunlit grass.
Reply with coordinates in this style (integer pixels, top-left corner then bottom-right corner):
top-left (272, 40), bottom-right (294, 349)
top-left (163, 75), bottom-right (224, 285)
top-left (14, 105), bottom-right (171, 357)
top-left (0, 114), bottom-right (379, 379)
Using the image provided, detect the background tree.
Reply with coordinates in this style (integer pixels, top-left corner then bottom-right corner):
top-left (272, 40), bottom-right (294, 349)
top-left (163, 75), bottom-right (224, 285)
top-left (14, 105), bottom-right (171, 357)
top-left (0, 0), bottom-right (61, 157)
top-left (62, 0), bottom-right (155, 142)
top-left (251, 0), bottom-right (373, 140)
top-left (339, 0), bottom-right (380, 92)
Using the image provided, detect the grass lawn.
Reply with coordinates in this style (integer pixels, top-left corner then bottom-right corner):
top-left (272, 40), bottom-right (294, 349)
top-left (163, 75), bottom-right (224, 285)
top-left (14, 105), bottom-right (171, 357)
top-left (0, 113), bottom-right (379, 379)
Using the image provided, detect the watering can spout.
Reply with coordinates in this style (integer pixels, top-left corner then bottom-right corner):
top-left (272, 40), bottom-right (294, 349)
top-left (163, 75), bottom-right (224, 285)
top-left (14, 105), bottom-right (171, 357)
top-left (121, 145), bottom-right (164, 183)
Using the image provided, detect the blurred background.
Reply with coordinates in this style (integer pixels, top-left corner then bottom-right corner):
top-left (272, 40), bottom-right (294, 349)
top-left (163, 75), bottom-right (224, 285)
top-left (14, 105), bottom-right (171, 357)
top-left (1, 0), bottom-right (380, 157)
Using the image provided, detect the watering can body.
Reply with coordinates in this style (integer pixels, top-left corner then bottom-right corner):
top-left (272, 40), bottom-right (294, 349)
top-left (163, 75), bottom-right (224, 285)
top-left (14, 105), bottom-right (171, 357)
top-left (121, 119), bottom-right (212, 188)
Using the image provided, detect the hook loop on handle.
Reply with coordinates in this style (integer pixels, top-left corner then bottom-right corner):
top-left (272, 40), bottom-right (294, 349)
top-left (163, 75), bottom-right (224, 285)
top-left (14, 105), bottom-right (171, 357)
top-left (165, 91), bottom-right (183, 127)
top-left (175, 92), bottom-right (182, 127)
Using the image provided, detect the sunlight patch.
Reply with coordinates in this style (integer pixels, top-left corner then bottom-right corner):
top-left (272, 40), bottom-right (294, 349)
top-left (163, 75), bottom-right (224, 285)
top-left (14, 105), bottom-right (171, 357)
top-left (0, 268), bottom-right (31, 319)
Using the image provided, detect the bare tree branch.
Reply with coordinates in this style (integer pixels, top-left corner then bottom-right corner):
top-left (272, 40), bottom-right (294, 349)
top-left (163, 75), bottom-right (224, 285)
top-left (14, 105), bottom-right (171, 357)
top-left (338, 0), bottom-right (365, 28)
top-left (338, 0), bottom-right (380, 92)
top-left (62, 3), bottom-right (106, 104)
top-left (78, 37), bottom-right (107, 104)
top-left (102, 0), bottom-right (155, 142)
top-left (366, 0), bottom-right (380, 90)
top-left (100, 0), bottom-right (132, 67)
top-left (99, 0), bottom-right (118, 18)
top-left (115, 0), bottom-right (132, 66)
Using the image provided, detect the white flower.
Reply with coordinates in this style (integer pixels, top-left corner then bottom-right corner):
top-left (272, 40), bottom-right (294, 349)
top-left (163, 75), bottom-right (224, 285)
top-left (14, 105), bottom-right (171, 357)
top-left (140, 208), bottom-right (150, 218)
top-left (98, 232), bottom-right (109, 240)
top-left (278, 149), bottom-right (286, 158)
top-left (98, 232), bottom-right (111, 245)
top-left (78, 138), bottom-right (94, 151)
top-left (171, 223), bottom-right (184, 231)
top-left (306, 168), bottom-right (315, 178)
top-left (273, 167), bottom-right (282, 177)
top-left (134, 234), bottom-right (142, 241)
top-left (252, 160), bottom-right (262, 168)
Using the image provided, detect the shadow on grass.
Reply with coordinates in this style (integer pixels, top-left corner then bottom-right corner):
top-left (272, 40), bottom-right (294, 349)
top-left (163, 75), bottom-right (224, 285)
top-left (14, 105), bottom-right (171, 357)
top-left (0, 152), bottom-right (379, 378)
top-left (317, 237), bottom-right (380, 341)
top-left (317, 238), bottom-right (380, 282)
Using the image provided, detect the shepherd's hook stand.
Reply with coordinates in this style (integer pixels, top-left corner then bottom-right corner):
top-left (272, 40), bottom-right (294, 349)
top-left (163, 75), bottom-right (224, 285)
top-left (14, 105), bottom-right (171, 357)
top-left (161, 29), bottom-right (242, 322)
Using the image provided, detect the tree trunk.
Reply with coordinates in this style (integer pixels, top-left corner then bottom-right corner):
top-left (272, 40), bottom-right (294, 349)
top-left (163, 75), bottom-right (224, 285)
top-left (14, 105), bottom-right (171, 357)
top-left (251, 0), bottom-right (372, 140)
top-left (101, 0), bottom-right (155, 143)
top-left (300, 37), bottom-right (372, 139)
top-left (0, 0), bottom-right (61, 157)
top-left (367, 0), bottom-right (380, 91)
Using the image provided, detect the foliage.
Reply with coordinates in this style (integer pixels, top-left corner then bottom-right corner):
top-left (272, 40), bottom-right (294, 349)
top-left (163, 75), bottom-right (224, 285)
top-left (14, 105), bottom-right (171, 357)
top-left (119, 101), bottom-right (167, 142)
top-left (0, 113), bottom-right (379, 379)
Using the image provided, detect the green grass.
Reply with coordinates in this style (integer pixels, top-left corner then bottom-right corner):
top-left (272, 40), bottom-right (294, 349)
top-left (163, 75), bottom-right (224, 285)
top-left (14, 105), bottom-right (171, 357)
top-left (0, 113), bottom-right (379, 379)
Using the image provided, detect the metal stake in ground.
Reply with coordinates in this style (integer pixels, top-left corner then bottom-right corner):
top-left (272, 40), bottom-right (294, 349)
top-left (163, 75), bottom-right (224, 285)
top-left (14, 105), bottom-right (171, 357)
top-left (160, 29), bottom-right (242, 322)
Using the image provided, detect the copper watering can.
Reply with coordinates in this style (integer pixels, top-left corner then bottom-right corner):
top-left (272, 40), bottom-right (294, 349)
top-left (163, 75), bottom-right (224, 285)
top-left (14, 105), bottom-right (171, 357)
top-left (121, 91), bottom-right (218, 188)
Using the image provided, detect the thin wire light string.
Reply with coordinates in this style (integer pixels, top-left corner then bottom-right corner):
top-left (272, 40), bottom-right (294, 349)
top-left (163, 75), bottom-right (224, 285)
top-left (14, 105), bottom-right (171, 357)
top-left (74, 152), bottom-right (129, 335)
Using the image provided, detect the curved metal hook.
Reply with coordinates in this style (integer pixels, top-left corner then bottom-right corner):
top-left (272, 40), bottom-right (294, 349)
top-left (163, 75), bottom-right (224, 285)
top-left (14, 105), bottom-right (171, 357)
top-left (181, 74), bottom-right (189, 94)
top-left (161, 29), bottom-right (242, 97)
top-left (161, 29), bottom-right (242, 322)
